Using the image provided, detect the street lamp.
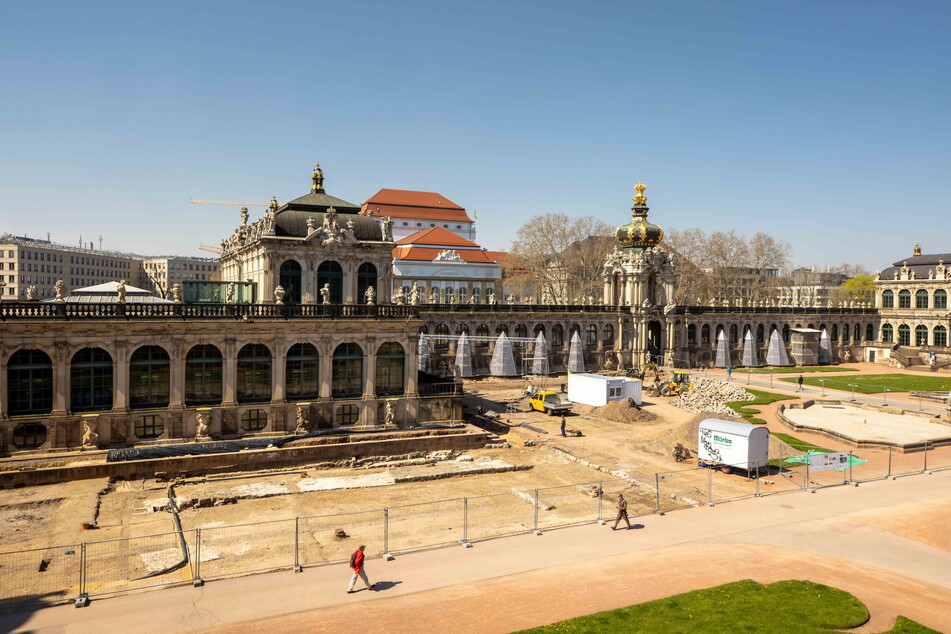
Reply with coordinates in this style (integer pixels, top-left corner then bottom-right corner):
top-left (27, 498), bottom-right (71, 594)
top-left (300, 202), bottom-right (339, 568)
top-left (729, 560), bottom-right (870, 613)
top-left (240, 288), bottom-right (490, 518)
top-left (883, 387), bottom-right (889, 406)
top-left (819, 379), bottom-right (825, 397)
top-left (850, 383), bottom-right (857, 402)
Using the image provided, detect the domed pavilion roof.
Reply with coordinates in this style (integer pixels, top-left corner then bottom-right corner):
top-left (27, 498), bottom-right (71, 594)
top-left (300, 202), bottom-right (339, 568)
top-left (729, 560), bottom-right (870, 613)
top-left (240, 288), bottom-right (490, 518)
top-left (614, 182), bottom-right (664, 250)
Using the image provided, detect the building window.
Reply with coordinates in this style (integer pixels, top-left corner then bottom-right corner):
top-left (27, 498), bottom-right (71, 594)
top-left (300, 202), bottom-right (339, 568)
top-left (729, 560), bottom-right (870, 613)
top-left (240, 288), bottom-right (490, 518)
top-left (332, 343), bottom-right (363, 399)
top-left (865, 324), bottom-right (874, 341)
top-left (898, 290), bottom-right (911, 309)
top-left (14, 423), bottom-right (46, 449)
top-left (586, 324), bottom-right (598, 347)
top-left (603, 324), bottom-right (614, 344)
top-left (729, 324), bottom-right (738, 343)
top-left (831, 324), bottom-right (838, 342)
top-left (7, 349), bottom-right (53, 416)
top-left (475, 324), bottom-right (490, 348)
top-left (286, 343), bottom-right (319, 401)
top-left (916, 289), bottom-right (929, 309)
top-left (898, 324), bottom-right (911, 346)
top-left (915, 325), bottom-right (929, 346)
top-left (515, 324), bottom-right (528, 339)
top-left (279, 260), bottom-right (302, 304)
top-left (135, 415), bottom-right (164, 439)
top-left (935, 290), bottom-right (948, 310)
top-left (237, 344), bottom-right (272, 403)
top-left (357, 263), bottom-right (377, 304)
top-left (458, 287), bottom-right (467, 303)
top-left (242, 409), bottom-right (267, 431)
top-left (70, 347), bottom-right (113, 412)
top-left (445, 287), bottom-right (455, 303)
top-left (130, 345), bottom-right (170, 409)
top-left (700, 324), bottom-right (710, 344)
top-left (376, 342), bottom-right (405, 397)
top-left (934, 326), bottom-right (948, 348)
top-left (185, 344), bottom-right (223, 406)
top-left (881, 323), bottom-right (893, 343)
top-left (552, 324), bottom-right (564, 347)
top-left (882, 290), bottom-right (894, 308)
top-left (317, 260), bottom-right (344, 304)
top-left (472, 287), bottom-right (481, 303)
top-left (756, 324), bottom-right (765, 344)
top-left (336, 404), bottom-right (359, 425)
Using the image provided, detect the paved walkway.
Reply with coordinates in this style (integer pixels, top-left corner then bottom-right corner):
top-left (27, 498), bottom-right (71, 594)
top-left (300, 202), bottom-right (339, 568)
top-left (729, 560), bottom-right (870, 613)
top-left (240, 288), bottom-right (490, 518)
top-left (5, 468), bottom-right (951, 633)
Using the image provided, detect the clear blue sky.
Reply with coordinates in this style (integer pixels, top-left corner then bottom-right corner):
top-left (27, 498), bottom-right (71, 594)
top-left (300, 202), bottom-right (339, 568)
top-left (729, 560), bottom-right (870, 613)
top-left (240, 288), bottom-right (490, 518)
top-left (1, 1), bottom-right (949, 269)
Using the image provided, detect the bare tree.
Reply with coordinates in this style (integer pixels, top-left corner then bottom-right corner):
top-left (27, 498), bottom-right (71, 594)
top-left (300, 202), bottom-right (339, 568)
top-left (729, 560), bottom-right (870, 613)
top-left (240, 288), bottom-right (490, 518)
top-left (510, 214), bottom-right (613, 303)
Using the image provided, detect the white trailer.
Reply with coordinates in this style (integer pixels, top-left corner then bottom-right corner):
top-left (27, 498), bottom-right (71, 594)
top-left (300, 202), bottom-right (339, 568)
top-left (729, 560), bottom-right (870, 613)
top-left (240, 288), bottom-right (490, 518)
top-left (567, 373), bottom-right (642, 407)
top-left (697, 419), bottom-right (770, 471)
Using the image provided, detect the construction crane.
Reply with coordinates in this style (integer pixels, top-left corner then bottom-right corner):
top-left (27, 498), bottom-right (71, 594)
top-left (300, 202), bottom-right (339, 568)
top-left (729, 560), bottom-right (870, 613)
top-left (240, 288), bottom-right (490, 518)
top-left (198, 244), bottom-right (222, 255)
top-left (190, 199), bottom-right (286, 206)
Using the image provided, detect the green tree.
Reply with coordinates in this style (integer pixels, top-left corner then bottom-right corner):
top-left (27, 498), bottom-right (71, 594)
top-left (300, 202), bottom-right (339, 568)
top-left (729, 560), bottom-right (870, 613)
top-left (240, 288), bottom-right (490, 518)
top-left (831, 274), bottom-right (875, 303)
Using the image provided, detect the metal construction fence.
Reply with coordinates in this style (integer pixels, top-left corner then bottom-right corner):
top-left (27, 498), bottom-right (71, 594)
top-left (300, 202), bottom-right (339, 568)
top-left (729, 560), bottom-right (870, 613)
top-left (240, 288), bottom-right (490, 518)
top-left (1, 442), bottom-right (950, 610)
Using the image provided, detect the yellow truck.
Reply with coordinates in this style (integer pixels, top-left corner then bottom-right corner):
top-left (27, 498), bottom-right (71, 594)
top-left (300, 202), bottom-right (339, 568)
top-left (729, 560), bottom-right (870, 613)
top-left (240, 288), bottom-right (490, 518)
top-left (529, 391), bottom-right (573, 415)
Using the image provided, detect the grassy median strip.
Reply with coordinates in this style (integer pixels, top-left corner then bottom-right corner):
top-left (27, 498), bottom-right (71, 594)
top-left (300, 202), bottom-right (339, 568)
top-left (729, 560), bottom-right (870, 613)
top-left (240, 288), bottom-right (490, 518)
top-left (780, 373), bottom-right (951, 394)
top-left (514, 579), bottom-right (938, 634)
top-left (771, 432), bottom-right (835, 453)
top-left (725, 388), bottom-right (796, 424)
top-left (749, 366), bottom-right (854, 374)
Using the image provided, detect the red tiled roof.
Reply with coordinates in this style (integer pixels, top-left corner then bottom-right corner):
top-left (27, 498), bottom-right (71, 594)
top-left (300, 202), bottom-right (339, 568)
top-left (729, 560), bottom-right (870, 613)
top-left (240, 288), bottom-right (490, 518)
top-left (396, 227), bottom-right (481, 248)
top-left (392, 246), bottom-right (498, 264)
top-left (360, 189), bottom-right (473, 222)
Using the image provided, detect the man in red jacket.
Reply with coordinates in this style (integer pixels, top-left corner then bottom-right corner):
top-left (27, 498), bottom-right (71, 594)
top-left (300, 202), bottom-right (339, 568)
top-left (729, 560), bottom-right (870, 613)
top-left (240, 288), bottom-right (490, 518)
top-left (347, 545), bottom-right (375, 593)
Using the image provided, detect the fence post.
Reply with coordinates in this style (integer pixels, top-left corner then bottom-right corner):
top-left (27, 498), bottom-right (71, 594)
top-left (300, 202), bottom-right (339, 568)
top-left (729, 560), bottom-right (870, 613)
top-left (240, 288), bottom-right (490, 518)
top-left (597, 481), bottom-right (604, 523)
top-left (461, 498), bottom-right (472, 547)
top-left (706, 469), bottom-right (714, 506)
top-left (887, 446), bottom-right (893, 478)
top-left (532, 489), bottom-right (541, 535)
top-left (848, 451), bottom-right (854, 485)
top-left (755, 464), bottom-right (761, 497)
top-left (804, 459), bottom-right (812, 493)
top-left (923, 444), bottom-right (929, 474)
top-left (294, 518), bottom-right (302, 572)
top-left (655, 473), bottom-right (663, 515)
top-left (383, 508), bottom-right (393, 560)
top-left (193, 528), bottom-right (204, 586)
top-left (75, 542), bottom-right (89, 607)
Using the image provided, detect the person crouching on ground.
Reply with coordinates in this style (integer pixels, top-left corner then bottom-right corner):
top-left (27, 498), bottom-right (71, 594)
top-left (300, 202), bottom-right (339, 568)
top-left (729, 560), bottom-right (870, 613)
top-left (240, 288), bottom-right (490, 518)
top-left (347, 545), bottom-right (375, 593)
top-left (612, 494), bottom-right (631, 530)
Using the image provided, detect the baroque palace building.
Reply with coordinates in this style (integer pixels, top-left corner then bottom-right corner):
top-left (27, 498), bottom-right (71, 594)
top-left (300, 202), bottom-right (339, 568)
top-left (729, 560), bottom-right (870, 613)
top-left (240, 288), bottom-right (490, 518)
top-left (0, 166), bottom-right (945, 455)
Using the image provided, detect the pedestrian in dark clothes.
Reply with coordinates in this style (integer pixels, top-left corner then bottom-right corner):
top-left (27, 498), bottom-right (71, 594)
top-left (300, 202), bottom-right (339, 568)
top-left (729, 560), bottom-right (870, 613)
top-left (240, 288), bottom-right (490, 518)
top-left (797, 374), bottom-right (804, 391)
top-left (560, 415), bottom-right (567, 437)
top-left (611, 494), bottom-right (631, 530)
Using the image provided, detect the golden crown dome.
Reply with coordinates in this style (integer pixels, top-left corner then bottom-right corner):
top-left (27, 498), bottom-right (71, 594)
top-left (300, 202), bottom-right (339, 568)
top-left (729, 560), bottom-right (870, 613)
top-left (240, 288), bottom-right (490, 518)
top-left (615, 182), bottom-right (664, 249)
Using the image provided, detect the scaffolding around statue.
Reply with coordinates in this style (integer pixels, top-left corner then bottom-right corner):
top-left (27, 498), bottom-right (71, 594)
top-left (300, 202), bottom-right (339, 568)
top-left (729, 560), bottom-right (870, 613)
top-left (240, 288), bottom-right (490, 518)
top-left (567, 331), bottom-right (585, 372)
top-left (765, 329), bottom-right (791, 366)
top-left (490, 332), bottom-right (517, 376)
top-left (417, 336), bottom-right (430, 373)
top-left (819, 328), bottom-right (833, 364)
top-left (530, 331), bottom-right (549, 375)
top-left (714, 329), bottom-right (731, 368)
top-left (454, 332), bottom-right (474, 378)
top-left (741, 330), bottom-right (760, 367)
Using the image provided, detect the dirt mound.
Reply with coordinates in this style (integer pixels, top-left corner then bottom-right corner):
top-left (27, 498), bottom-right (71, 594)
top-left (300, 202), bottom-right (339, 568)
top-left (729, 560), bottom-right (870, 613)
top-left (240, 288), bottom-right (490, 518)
top-left (595, 398), bottom-right (657, 424)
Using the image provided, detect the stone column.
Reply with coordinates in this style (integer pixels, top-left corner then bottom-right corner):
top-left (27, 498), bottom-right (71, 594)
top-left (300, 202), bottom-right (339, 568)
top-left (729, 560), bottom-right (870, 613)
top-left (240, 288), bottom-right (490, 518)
top-left (271, 341), bottom-right (286, 404)
top-left (344, 259), bottom-right (356, 305)
top-left (0, 349), bottom-right (6, 420)
top-left (319, 344), bottom-right (333, 399)
top-left (53, 344), bottom-right (69, 415)
top-left (113, 343), bottom-right (130, 412)
top-left (222, 339), bottom-right (237, 406)
top-left (301, 259), bottom-right (316, 304)
top-left (603, 278), bottom-right (612, 305)
top-left (169, 342), bottom-right (185, 409)
top-left (363, 343), bottom-right (377, 398)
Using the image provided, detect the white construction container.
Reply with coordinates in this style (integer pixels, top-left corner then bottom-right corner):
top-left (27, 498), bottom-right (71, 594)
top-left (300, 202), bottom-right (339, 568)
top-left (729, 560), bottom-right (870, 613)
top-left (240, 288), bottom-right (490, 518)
top-left (567, 373), bottom-right (642, 407)
top-left (697, 419), bottom-right (770, 470)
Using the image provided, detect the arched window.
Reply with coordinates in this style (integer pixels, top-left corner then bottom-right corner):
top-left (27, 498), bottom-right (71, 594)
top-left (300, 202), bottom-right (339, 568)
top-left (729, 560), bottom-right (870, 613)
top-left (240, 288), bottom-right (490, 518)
top-left (687, 324), bottom-right (697, 344)
top-left (456, 324), bottom-right (469, 336)
top-left (185, 344), bottom-right (222, 406)
top-left (881, 324), bottom-right (893, 343)
top-left (286, 343), bottom-right (319, 401)
top-left (866, 323), bottom-right (874, 341)
top-left (237, 344), bottom-right (271, 403)
top-left (476, 324), bottom-right (490, 349)
top-left (7, 349), bottom-right (53, 416)
top-left (935, 289), bottom-right (948, 310)
top-left (70, 347), bottom-right (113, 412)
top-left (898, 290), bottom-right (911, 309)
top-left (881, 290), bottom-right (894, 308)
top-left (533, 324), bottom-right (545, 337)
top-left (445, 287), bottom-right (455, 303)
top-left (756, 324), bottom-right (765, 344)
top-left (729, 324), bottom-right (738, 343)
top-left (842, 324), bottom-right (850, 342)
top-left (898, 324), bottom-right (911, 346)
top-left (934, 326), bottom-right (948, 348)
top-left (782, 324), bottom-right (790, 342)
top-left (585, 324), bottom-right (598, 347)
top-left (357, 263), bottom-right (377, 304)
top-left (279, 260), bottom-right (302, 304)
top-left (434, 324), bottom-right (450, 351)
top-left (701, 324), bottom-right (710, 344)
top-left (831, 324), bottom-right (838, 341)
top-left (458, 287), bottom-right (468, 304)
top-left (515, 324), bottom-right (528, 339)
top-left (472, 287), bottom-right (481, 303)
top-left (376, 342), bottom-right (405, 397)
top-left (495, 324), bottom-right (509, 335)
top-left (129, 345), bottom-right (170, 409)
top-left (603, 324), bottom-right (614, 344)
top-left (317, 260), bottom-right (343, 304)
top-left (916, 289), bottom-right (929, 309)
top-left (569, 324), bottom-right (581, 341)
top-left (915, 325), bottom-right (928, 346)
top-left (552, 324), bottom-right (565, 347)
top-left (853, 324), bottom-right (860, 342)
top-left (332, 343), bottom-right (363, 399)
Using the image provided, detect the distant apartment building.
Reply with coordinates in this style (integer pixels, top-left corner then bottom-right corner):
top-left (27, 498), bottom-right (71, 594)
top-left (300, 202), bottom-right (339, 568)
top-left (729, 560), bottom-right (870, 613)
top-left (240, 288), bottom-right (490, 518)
top-left (0, 235), bottom-right (219, 300)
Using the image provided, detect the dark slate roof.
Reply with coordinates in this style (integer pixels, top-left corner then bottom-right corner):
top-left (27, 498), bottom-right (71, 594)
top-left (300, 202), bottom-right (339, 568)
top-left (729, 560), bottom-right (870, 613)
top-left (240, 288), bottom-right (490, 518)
top-left (275, 209), bottom-right (382, 240)
top-left (880, 253), bottom-right (951, 280)
top-left (284, 191), bottom-right (361, 211)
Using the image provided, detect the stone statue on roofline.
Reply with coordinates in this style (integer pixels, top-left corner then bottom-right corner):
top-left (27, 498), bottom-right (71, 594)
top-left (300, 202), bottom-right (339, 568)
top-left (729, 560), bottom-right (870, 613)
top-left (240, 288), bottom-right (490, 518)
top-left (320, 283), bottom-right (331, 305)
top-left (392, 287), bottom-right (404, 306)
top-left (409, 282), bottom-right (420, 306)
top-left (53, 280), bottom-right (66, 302)
top-left (275, 285), bottom-right (286, 305)
top-left (240, 207), bottom-right (249, 226)
top-left (26, 285), bottom-right (37, 301)
top-left (226, 282), bottom-right (235, 304)
top-left (171, 283), bottom-right (183, 304)
top-left (381, 216), bottom-right (393, 242)
top-left (116, 280), bottom-right (127, 304)
top-left (430, 288), bottom-right (439, 304)
top-left (365, 286), bottom-right (376, 305)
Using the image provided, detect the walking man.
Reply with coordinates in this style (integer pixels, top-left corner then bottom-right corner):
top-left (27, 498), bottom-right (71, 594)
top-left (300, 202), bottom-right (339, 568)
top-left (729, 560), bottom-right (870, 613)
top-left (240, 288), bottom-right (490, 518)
top-left (560, 415), bottom-right (567, 437)
top-left (727, 367), bottom-right (733, 381)
top-left (611, 493), bottom-right (631, 530)
top-left (797, 374), bottom-right (804, 392)
top-left (347, 545), bottom-right (375, 594)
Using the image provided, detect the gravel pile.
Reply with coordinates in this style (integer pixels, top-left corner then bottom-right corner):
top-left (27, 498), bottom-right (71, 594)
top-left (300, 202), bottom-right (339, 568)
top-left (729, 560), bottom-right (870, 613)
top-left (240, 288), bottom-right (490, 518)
top-left (595, 398), bottom-right (657, 423)
top-left (676, 377), bottom-right (755, 416)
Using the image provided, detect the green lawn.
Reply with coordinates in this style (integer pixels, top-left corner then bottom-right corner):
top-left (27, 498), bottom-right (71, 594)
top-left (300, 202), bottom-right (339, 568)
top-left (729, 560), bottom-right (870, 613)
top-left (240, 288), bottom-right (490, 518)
top-left (780, 374), bottom-right (951, 394)
top-left (750, 366), bottom-right (854, 374)
top-left (725, 388), bottom-right (796, 425)
top-left (515, 579), bottom-right (938, 634)
top-left (771, 432), bottom-right (835, 453)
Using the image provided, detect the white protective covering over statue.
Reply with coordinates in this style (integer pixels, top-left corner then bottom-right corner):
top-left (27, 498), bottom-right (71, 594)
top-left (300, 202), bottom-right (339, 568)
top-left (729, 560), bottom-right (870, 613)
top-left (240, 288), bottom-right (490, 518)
top-left (765, 329), bottom-right (791, 366)
top-left (454, 332), bottom-right (474, 377)
top-left (741, 330), bottom-right (760, 367)
top-left (530, 331), bottom-right (549, 375)
top-left (490, 332), bottom-right (517, 376)
top-left (714, 329), bottom-right (731, 368)
top-left (819, 328), bottom-right (833, 364)
top-left (567, 331), bottom-right (585, 372)
top-left (417, 336), bottom-right (430, 373)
